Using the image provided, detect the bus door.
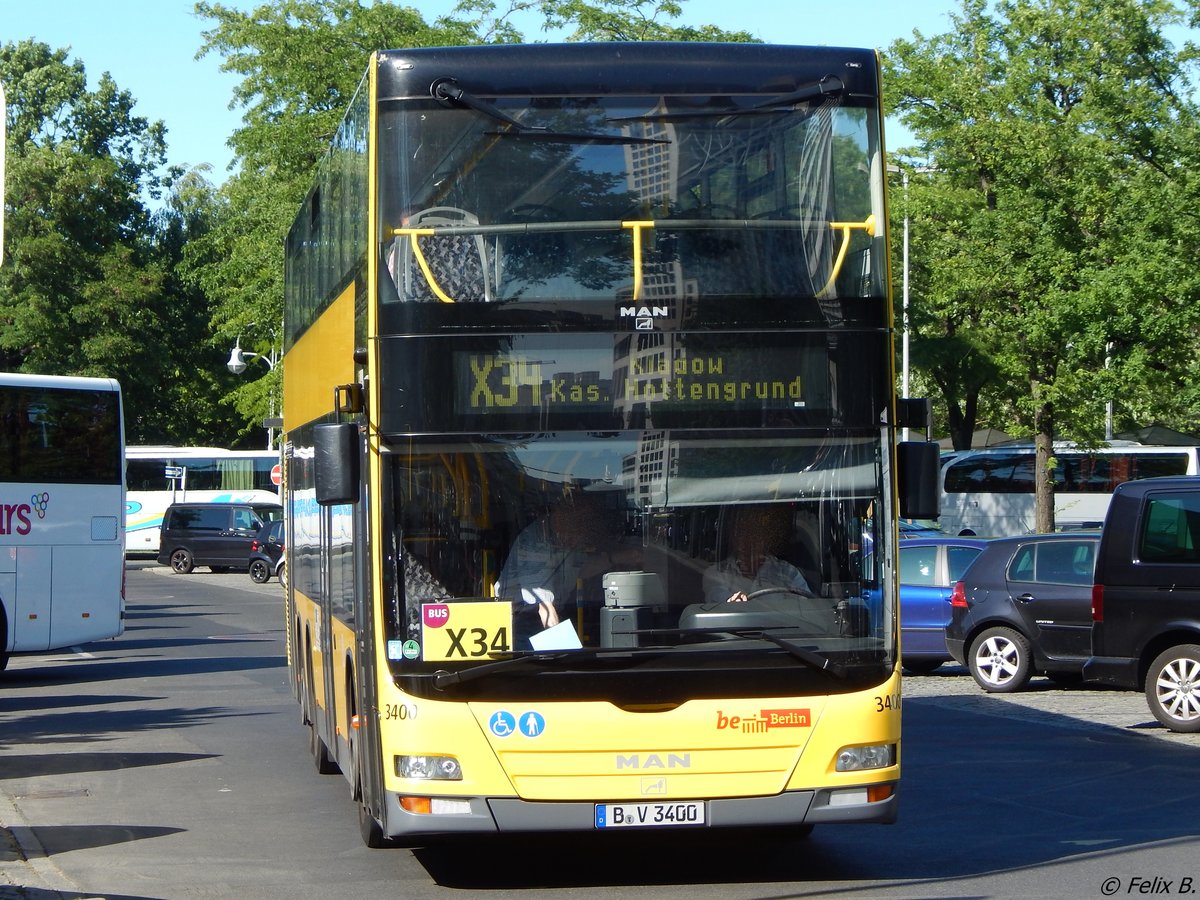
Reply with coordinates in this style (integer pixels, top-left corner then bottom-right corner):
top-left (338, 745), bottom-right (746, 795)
top-left (315, 502), bottom-right (338, 743)
top-left (9, 548), bottom-right (51, 651)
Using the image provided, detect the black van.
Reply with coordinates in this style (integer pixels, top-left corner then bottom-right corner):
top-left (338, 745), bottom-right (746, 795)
top-left (157, 502), bottom-right (283, 574)
top-left (1083, 476), bottom-right (1200, 732)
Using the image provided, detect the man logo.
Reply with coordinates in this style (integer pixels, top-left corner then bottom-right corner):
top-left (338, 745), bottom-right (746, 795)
top-left (641, 777), bottom-right (667, 795)
top-left (615, 753), bottom-right (692, 770)
top-left (618, 306), bottom-right (669, 318)
top-left (619, 305), bottom-right (669, 331)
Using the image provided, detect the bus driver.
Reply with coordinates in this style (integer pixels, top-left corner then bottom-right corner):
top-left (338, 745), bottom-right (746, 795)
top-left (703, 504), bottom-right (814, 604)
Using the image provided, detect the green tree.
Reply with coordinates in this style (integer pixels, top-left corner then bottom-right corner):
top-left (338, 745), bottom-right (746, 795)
top-left (191, 0), bottom-right (758, 443)
top-left (189, 0), bottom-right (483, 445)
top-left (142, 166), bottom-right (251, 444)
top-left (0, 40), bottom-right (190, 441)
top-left (886, 0), bottom-right (1200, 530)
top-left (536, 0), bottom-right (757, 41)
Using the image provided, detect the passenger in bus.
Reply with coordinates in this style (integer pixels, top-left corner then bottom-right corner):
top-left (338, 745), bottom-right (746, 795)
top-left (496, 491), bottom-right (628, 649)
top-left (703, 504), bottom-right (814, 604)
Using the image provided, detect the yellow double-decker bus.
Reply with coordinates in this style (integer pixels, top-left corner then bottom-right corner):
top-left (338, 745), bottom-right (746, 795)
top-left (282, 42), bottom-right (938, 846)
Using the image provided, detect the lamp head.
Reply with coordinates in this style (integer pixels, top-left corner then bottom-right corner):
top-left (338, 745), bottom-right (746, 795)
top-left (226, 344), bottom-right (247, 375)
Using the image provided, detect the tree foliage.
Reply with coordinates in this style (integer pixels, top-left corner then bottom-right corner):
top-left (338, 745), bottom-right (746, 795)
top-left (536, 0), bottom-right (757, 41)
top-left (189, 0), bottom-right (757, 443)
top-left (885, 0), bottom-right (1200, 529)
top-left (1, 40), bottom-right (193, 442)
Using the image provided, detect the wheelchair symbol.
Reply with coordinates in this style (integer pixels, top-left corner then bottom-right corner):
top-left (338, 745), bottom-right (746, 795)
top-left (489, 711), bottom-right (516, 737)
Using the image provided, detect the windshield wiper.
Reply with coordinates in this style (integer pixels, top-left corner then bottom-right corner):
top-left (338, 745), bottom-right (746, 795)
top-left (610, 75), bottom-right (846, 123)
top-left (662, 627), bottom-right (849, 678)
top-left (432, 78), bottom-right (669, 145)
top-left (430, 626), bottom-right (851, 689)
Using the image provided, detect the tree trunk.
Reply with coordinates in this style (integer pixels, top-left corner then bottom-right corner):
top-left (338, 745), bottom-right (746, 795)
top-left (1033, 395), bottom-right (1056, 534)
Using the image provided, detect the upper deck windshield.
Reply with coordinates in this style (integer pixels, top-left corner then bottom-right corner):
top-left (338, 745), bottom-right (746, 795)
top-left (377, 84), bottom-right (886, 315)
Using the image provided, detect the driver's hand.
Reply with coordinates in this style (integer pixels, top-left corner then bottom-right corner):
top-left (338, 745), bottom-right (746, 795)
top-left (726, 591), bottom-right (749, 603)
top-left (538, 599), bottom-right (561, 627)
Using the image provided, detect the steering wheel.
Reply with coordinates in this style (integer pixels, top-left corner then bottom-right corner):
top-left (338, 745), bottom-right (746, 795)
top-left (745, 586), bottom-right (817, 601)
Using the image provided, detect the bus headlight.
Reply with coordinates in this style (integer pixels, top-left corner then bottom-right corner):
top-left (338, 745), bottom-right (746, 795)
top-left (835, 743), bottom-right (895, 771)
top-left (396, 755), bottom-right (463, 780)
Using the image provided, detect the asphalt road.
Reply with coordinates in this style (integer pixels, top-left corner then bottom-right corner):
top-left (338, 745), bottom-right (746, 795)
top-left (2, 563), bottom-right (1200, 899)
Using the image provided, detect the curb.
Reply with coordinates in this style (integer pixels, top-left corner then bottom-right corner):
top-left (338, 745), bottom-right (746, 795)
top-left (0, 788), bottom-right (73, 899)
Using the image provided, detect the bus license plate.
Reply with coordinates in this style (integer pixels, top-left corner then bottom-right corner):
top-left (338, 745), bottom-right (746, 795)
top-left (595, 802), bottom-right (706, 828)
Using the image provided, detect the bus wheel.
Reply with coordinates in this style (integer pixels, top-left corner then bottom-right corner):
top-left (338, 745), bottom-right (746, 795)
top-left (309, 719), bottom-right (338, 775)
top-left (968, 626), bottom-right (1031, 693)
top-left (0, 609), bottom-right (8, 672)
top-left (169, 549), bottom-right (195, 574)
top-left (1145, 645), bottom-right (1200, 733)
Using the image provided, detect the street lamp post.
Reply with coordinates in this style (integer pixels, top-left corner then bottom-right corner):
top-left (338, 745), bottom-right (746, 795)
top-left (887, 165), bottom-right (911, 441)
top-left (887, 163), bottom-right (937, 442)
top-left (226, 336), bottom-right (279, 449)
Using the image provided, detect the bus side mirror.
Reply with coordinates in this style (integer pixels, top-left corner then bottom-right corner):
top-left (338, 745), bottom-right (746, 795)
top-left (898, 441), bottom-right (940, 520)
top-left (895, 398), bottom-right (931, 435)
top-left (314, 423), bottom-right (360, 506)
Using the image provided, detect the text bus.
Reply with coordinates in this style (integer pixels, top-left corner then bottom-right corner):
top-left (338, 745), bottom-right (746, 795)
top-left (125, 446), bottom-right (280, 554)
top-left (0, 373), bottom-right (125, 671)
top-left (939, 443), bottom-right (1200, 536)
top-left (282, 43), bottom-right (937, 845)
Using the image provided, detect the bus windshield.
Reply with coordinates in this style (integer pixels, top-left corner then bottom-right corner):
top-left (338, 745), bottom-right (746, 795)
top-left (375, 90), bottom-right (883, 310)
top-left (360, 431), bottom-right (891, 700)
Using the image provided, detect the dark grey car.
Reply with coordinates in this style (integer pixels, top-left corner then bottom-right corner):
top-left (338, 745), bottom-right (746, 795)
top-left (158, 502), bottom-right (283, 574)
top-left (945, 532), bottom-right (1100, 692)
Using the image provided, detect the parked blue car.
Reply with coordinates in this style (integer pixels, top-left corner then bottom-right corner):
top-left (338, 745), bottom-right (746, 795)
top-left (865, 536), bottom-right (990, 674)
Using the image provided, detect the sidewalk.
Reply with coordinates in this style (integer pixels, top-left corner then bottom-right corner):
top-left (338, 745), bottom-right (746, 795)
top-left (0, 789), bottom-right (72, 900)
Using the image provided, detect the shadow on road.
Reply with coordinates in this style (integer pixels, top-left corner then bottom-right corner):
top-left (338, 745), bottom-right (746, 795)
top-left (412, 695), bottom-right (1200, 890)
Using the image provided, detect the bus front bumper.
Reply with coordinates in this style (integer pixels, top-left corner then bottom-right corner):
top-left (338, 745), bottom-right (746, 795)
top-left (380, 785), bottom-right (897, 839)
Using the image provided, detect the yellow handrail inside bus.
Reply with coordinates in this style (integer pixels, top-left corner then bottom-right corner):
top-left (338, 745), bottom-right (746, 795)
top-left (393, 227), bottom-right (458, 303)
top-left (622, 220), bottom-right (656, 303)
top-left (820, 214), bottom-right (876, 297)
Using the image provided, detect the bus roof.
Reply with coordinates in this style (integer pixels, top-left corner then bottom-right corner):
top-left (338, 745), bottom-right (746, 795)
top-left (126, 446), bottom-right (278, 457)
top-left (0, 372), bottom-right (120, 392)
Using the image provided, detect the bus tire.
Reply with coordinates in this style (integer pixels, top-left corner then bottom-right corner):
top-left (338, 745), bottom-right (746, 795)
top-left (968, 626), bottom-right (1031, 693)
top-left (1145, 645), bottom-right (1200, 733)
top-left (169, 548), bottom-right (195, 574)
top-left (309, 719), bottom-right (338, 775)
top-left (0, 606), bottom-right (9, 672)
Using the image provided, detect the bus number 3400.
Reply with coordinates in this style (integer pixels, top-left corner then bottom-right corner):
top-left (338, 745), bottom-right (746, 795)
top-left (874, 692), bottom-right (901, 712)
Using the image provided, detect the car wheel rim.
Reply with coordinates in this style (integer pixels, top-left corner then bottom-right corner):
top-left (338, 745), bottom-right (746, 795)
top-left (1155, 658), bottom-right (1200, 723)
top-left (974, 636), bottom-right (1020, 687)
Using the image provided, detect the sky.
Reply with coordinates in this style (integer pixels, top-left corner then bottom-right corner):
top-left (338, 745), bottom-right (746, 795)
top-left (1, 0), bottom-right (959, 184)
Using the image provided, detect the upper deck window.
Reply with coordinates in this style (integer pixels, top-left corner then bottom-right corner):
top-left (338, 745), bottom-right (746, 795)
top-left (377, 92), bottom-right (885, 307)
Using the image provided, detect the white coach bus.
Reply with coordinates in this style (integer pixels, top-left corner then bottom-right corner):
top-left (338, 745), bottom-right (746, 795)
top-left (125, 446), bottom-right (281, 555)
top-left (940, 442), bottom-right (1200, 536)
top-left (0, 373), bottom-right (125, 671)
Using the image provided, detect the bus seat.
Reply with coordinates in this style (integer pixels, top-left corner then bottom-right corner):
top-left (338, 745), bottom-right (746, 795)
top-left (396, 206), bottom-right (493, 303)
